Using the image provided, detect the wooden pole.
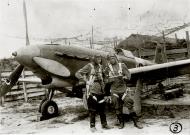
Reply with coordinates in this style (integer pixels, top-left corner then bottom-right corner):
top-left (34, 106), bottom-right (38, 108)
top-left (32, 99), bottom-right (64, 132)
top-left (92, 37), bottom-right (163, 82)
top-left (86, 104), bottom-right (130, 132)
top-left (138, 48), bottom-right (141, 58)
top-left (186, 31), bottom-right (190, 58)
top-left (91, 26), bottom-right (94, 49)
top-left (0, 63), bottom-right (5, 106)
top-left (162, 31), bottom-right (167, 62)
top-left (65, 39), bottom-right (67, 45)
top-left (175, 33), bottom-right (178, 43)
top-left (134, 78), bottom-right (143, 116)
top-left (22, 70), bottom-right (28, 102)
top-left (113, 38), bottom-right (116, 48)
top-left (89, 38), bottom-right (92, 49)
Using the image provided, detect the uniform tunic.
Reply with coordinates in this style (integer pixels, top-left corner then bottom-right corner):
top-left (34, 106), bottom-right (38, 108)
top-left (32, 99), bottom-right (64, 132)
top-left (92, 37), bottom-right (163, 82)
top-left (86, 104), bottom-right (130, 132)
top-left (75, 63), bottom-right (104, 95)
top-left (108, 63), bottom-right (131, 94)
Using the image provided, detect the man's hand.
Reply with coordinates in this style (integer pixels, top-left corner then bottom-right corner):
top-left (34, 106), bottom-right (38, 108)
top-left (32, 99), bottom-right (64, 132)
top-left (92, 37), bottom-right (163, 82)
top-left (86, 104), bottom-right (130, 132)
top-left (78, 80), bottom-right (86, 86)
top-left (104, 96), bottom-right (111, 103)
top-left (123, 76), bottom-right (129, 81)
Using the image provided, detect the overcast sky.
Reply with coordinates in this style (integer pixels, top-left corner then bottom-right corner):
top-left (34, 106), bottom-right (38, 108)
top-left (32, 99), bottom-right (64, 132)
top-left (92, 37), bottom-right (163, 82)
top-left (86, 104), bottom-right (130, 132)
top-left (0, 0), bottom-right (190, 58)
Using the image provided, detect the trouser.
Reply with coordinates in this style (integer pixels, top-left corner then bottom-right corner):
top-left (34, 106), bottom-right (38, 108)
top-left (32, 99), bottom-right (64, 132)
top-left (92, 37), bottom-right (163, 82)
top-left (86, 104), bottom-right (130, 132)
top-left (87, 94), bottom-right (107, 128)
top-left (111, 93), bottom-right (134, 124)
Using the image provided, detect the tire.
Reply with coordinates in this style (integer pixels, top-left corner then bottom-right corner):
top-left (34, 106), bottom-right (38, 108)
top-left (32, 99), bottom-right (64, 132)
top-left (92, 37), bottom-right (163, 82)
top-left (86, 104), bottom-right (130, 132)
top-left (41, 100), bottom-right (59, 118)
top-left (38, 98), bottom-right (47, 113)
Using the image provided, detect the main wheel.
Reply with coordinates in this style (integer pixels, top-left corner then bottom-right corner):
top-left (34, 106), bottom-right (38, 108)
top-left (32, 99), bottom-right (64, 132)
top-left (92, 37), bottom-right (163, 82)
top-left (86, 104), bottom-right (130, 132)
top-left (41, 100), bottom-right (59, 118)
top-left (38, 98), bottom-right (47, 113)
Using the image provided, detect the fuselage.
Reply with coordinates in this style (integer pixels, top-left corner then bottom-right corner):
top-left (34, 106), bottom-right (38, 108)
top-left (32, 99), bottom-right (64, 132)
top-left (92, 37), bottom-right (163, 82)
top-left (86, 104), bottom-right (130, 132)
top-left (14, 44), bottom-right (154, 88)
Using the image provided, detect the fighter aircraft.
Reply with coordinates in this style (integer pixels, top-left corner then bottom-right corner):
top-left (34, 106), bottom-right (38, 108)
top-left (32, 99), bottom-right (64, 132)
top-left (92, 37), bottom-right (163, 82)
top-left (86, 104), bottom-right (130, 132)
top-left (1, 0), bottom-right (190, 120)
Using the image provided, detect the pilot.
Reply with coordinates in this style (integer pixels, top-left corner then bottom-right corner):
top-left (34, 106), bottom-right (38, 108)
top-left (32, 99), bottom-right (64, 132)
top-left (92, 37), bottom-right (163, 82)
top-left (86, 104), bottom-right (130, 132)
top-left (106, 53), bottom-right (143, 129)
top-left (75, 54), bottom-right (111, 132)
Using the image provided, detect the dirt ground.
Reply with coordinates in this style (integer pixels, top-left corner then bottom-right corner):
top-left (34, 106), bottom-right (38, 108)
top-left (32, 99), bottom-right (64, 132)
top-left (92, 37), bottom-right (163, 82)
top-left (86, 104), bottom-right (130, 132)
top-left (0, 95), bottom-right (190, 135)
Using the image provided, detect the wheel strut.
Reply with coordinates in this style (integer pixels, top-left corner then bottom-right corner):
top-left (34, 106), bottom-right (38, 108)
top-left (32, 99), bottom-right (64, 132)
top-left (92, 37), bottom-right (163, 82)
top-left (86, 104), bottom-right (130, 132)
top-left (39, 89), bottom-right (59, 120)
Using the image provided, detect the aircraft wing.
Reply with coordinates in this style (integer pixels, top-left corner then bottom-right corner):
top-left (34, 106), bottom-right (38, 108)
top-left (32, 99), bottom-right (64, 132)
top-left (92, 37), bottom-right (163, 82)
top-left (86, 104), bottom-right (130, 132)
top-left (129, 59), bottom-right (190, 84)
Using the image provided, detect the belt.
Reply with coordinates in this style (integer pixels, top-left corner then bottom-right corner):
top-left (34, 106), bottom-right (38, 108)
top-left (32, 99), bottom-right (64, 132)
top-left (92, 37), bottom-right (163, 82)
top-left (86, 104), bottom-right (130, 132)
top-left (113, 93), bottom-right (127, 101)
top-left (91, 95), bottom-right (105, 104)
top-left (94, 80), bottom-right (102, 82)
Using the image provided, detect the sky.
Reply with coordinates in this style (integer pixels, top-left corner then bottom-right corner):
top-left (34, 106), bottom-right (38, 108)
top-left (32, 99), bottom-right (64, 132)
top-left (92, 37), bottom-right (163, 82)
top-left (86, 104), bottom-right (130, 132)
top-left (0, 0), bottom-right (190, 58)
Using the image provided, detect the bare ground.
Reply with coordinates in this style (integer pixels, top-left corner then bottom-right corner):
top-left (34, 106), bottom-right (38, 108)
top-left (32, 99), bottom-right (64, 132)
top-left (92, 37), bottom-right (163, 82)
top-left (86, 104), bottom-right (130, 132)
top-left (0, 95), bottom-right (190, 135)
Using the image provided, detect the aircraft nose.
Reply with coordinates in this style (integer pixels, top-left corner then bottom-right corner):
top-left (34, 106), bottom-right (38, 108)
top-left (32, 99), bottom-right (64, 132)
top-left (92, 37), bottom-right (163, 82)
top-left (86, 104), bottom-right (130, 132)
top-left (13, 45), bottom-right (40, 65)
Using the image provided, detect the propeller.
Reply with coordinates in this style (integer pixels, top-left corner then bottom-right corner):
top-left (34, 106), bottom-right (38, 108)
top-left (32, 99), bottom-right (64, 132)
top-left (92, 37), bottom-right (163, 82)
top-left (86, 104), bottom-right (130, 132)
top-left (0, 0), bottom-right (29, 97)
top-left (0, 65), bottom-right (24, 97)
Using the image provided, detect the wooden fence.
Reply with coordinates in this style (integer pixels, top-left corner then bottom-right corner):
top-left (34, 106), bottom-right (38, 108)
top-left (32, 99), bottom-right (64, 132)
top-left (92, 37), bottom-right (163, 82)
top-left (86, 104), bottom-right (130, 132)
top-left (0, 71), bottom-right (47, 102)
top-left (0, 71), bottom-right (62, 104)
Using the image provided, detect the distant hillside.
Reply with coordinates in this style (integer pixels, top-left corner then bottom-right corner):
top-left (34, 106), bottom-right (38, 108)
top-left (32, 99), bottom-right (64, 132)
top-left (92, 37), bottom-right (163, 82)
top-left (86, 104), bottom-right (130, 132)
top-left (117, 34), bottom-right (187, 51)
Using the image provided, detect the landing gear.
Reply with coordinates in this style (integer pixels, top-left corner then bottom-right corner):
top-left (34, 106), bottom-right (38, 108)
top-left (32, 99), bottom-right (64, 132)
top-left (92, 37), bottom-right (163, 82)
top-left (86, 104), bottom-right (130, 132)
top-left (41, 100), bottom-right (58, 118)
top-left (39, 89), bottom-right (59, 120)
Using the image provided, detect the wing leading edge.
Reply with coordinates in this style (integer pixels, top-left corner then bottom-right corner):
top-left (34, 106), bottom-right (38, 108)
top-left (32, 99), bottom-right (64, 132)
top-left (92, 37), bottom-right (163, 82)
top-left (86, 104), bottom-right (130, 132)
top-left (129, 59), bottom-right (190, 84)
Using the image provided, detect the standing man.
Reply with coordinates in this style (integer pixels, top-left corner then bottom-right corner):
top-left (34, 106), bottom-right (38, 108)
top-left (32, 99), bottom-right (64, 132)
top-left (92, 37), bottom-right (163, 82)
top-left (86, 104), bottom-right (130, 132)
top-left (106, 53), bottom-right (143, 129)
top-left (75, 55), bottom-right (111, 132)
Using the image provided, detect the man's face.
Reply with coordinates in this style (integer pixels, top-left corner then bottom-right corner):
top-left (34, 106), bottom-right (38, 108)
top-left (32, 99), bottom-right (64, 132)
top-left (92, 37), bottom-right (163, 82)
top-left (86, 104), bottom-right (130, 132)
top-left (94, 57), bottom-right (102, 64)
top-left (110, 57), bottom-right (116, 64)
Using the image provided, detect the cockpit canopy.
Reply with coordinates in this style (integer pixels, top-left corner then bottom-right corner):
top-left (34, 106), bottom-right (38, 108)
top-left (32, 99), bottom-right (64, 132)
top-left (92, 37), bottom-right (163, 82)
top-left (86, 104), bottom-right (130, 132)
top-left (115, 48), bottom-right (135, 59)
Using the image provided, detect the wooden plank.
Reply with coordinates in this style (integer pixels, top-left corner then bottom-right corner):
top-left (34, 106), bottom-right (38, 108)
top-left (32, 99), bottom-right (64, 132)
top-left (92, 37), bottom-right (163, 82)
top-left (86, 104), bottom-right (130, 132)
top-left (6, 88), bottom-right (63, 97)
top-left (167, 48), bottom-right (187, 54)
top-left (6, 88), bottom-right (45, 96)
top-left (12, 83), bottom-right (39, 90)
top-left (5, 91), bottom-right (46, 102)
top-left (141, 48), bottom-right (188, 57)
top-left (1, 71), bottom-right (33, 78)
top-left (5, 90), bottom-right (63, 102)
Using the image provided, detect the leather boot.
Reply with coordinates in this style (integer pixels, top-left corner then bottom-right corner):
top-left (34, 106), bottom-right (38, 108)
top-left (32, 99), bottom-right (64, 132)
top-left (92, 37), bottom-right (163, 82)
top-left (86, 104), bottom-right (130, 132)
top-left (89, 111), bottom-right (96, 128)
top-left (102, 125), bottom-right (113, 129)
top-left (90, 127), bottom-right (97, 132)
top-left (130, 112), bottom-right (143, 129)
top-left (117, 114), bottom-right (124, 129)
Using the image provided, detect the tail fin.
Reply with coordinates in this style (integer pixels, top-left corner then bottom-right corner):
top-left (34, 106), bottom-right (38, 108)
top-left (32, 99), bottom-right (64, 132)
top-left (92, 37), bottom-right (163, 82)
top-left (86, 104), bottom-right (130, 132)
top-left (154, 42), bottom-right (167, 64)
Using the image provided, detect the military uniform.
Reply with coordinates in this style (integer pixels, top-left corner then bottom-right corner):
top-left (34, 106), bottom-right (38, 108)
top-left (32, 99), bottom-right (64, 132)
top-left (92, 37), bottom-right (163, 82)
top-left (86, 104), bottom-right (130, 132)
top-left (75, 62), bottom-right (110, 130)
top-left (106, 53), bottom-right (143, 129)
top-left (107, 62), bottom-right (135, 128)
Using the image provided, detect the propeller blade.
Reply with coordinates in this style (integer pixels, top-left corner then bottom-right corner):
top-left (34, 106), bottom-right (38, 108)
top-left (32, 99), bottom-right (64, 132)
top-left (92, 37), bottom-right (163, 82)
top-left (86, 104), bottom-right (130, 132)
top-left (23, 0), bottom-right (30, 46)
top-left (0, 65), bottom-right (24, 97)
